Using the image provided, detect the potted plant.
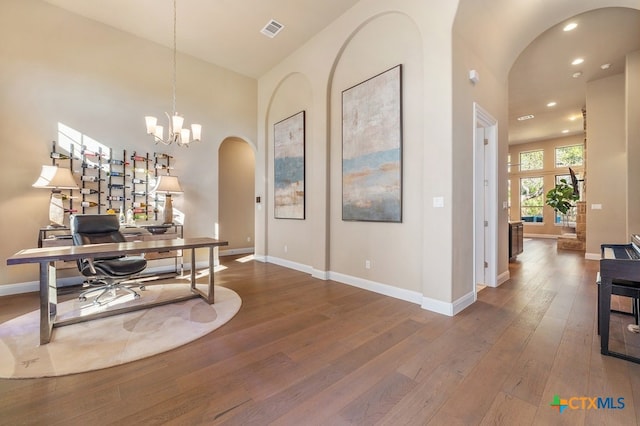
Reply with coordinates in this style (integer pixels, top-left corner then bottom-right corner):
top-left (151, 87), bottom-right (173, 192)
top-left (545, 178), bottom-right (579, 232)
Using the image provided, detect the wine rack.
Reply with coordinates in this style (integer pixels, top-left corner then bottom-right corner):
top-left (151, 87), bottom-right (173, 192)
top-left (48, 140), bottom-right (176, 226)
top-left (50, 141), bottom-right (77, 215)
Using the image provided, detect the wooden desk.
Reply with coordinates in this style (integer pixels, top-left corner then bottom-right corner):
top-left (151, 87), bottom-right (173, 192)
top-left (6, 237), bottom-right (228, 344)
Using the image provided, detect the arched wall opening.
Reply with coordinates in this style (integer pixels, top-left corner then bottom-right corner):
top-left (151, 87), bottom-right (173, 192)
top-left (218, 136), bottom-right (256, 256)
top-left (451, 1), bottom-right (640, 303)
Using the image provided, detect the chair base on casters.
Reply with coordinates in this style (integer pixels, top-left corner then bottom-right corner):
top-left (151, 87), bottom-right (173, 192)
top-left (79, 279), bottom-right (145, 305)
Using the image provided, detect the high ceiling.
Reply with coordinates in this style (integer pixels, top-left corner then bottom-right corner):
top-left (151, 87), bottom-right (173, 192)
top-left (42, 0), bottom-right (362, 79)
top-left (41, 1), bottom-right (640, 145)
top-left (509, 7), bottom-right (640, 144)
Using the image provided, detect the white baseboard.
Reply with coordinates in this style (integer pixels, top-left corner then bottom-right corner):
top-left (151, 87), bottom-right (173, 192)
top-left (219, 247), bottom-right (254, 257)
top-left (452, 290), bottom-right (476, 315)
top-left (328, 271), bottom-right (423, 305)
top-left (497, 270), bottom-right (510, 286)
top-left (266, 256), bottom-right (313, 275)
top-left (311, 269), bottom-right (330, 280)
top-left (264, 258), bottom-right (466, 316)
top-left (585, 252), bottom-right (600, 260)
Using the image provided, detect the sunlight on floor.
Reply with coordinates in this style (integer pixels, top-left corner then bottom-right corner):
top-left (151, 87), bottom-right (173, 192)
top-left (235, 254), bottom-right (255, 263)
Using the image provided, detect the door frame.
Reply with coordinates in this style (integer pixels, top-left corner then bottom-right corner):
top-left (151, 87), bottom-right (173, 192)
top-left (473, 102), bottom-right (498, 297)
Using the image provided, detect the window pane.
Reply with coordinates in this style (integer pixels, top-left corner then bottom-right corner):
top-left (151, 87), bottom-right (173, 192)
top-left (554, 174), bottom-right (577, 225)
top-left (555, 144), bottom-right (584, 167)
top-left (520, 177), bottom-right (544, 222)
top-left (520, 150), bottom-right (543, 171)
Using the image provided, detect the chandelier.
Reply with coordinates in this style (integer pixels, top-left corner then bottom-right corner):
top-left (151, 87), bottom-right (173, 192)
top-left (145, 0), bottom-right (201, 147)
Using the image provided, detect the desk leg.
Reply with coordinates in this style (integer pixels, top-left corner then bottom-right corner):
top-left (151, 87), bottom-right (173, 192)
top-left (190, 247), bottom-right (196, 292)
top-left (188, 246), bottom-right (215, 304)
top-left (206, 245), bottom-right (215, 304)
top-left (39, 261), bottom-right (57, 345)
top-left (599, 278), bottom-right (612, 355)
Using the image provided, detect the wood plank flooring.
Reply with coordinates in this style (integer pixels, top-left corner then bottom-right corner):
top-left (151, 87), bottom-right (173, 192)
top-left (1, 238), bottom-right (639, 425)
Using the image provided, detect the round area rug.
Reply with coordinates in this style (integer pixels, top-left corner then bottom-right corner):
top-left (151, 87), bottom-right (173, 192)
top-left (0, 284), bottom-right (241, 378)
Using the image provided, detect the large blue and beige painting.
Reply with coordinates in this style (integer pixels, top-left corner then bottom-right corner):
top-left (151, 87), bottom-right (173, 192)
top-left (342, 68), bottom-right (401, 222)
top-left (274, 112), bottom-right (305, 219)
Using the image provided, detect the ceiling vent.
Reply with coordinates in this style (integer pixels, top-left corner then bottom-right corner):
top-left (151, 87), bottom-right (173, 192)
top-left (261, 19), bottom-right (284, 38)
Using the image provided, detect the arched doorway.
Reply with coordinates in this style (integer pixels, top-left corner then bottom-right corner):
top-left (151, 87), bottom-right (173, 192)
top-left (218, 137), bottom-right (256, 256)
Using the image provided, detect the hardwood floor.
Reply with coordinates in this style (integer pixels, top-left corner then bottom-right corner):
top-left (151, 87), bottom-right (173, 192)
top-left (1, 239), bottom-right (639, 425)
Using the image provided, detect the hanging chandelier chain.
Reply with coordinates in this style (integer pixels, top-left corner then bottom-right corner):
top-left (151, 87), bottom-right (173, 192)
top-left (144, 0), bottom-right (202, 146)
top-left (172, 0), bottom-right (177, 115)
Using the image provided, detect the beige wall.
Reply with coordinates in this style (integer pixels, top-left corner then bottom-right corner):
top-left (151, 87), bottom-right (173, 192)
top-left (0, 0), bottom-right (257, 287)
top-left (218, 138), bottom-right (255, 253)
top-left (257, 0), bottom-right (458, 308)
top-left (3, 0), bottom-right (639, 315)
top-left (508, 135), bottom-right (585, 236)
top-left (265, 73), bottom-right (316, 268)
top-left (627, 50), bottom-right (640, 235)
top-left (585, 74), bottom-right (627, 254)
top-left (451, 31), bottom-right (510, 299)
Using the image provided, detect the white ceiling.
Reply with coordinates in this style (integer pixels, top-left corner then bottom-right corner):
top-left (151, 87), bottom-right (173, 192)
top-left (42, 0), bottom-right (362, 79)
top-left (509, 7), bottom-right (640, 144)
top-left (41, 1), bottom-right (640, 145)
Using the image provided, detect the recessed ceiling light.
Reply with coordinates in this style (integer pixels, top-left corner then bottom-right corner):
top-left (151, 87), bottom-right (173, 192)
top-left (572, 71), bottom-right (583, 78)
top-left (600, 63), bottom-right (611, 70)
top-left (562, 130), bottom-right (569, 134)
top-left (572, 58), bottom-right (584, 65)
top-left (517, 114), bottom-right (535, 121)
top-left (563, 23), bottom-right (578, 32)
top-left (547, 101), bottom-right (557, 107)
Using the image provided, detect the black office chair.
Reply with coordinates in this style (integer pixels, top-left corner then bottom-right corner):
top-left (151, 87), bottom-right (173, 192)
top-left (71, 214), bottom-right (147, 304)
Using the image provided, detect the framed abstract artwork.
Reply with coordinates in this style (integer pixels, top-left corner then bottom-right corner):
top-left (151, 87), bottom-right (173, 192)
top-left (274, 111), bottom-right (305, 219)
top-left (342, 65), bottom-right (402, 222)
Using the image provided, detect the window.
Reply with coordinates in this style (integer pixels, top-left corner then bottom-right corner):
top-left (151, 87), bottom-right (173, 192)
top-left (554, 174), bottom-right (577, 225)
top-left (519, 150), bottom-right (543, 171)
top-left (555, 144), bottom-right (584, 167)
top-left (520, 177), bottom-right (544, 222)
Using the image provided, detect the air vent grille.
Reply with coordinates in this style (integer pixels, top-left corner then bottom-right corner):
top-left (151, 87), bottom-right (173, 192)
top-left (261, 19), bottom-right (284, 38)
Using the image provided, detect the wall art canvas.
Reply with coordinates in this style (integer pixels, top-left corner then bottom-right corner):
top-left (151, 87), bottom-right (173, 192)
top-left (274, 111), bottom-right (305, 219)
top-left (342, 65), bottom-right (402, 222)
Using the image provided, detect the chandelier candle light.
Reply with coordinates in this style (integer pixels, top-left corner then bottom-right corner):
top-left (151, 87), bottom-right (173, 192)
top-left (145, 0), bottom-right (201, 147)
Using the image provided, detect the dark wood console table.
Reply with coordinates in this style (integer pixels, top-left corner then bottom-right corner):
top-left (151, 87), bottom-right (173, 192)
top-left (6, 237), bottom-right (228, 344)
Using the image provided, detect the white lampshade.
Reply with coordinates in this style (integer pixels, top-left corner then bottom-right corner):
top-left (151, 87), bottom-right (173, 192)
top-left (152, 175), bottom-right (183, 194)
top-left (191, 124), bottom-right (202, 141)
top-left (145, 116), bottom-right (158, 134)
top-left (32, 165), bottom-right (79, 190)
top-left (180, 128), bottom-right (191, 144)
top-left (171, 114), bottom-right (184, 133)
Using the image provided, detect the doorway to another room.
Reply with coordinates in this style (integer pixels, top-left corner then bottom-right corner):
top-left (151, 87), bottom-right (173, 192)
top-left (218, 137), bottom-right (256, 257)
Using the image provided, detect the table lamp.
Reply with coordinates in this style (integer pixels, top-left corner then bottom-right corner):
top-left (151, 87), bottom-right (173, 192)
top-left (152, 175), bottom-right (182, 224)
top-left (32, 165), bottom-right (79, 227)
